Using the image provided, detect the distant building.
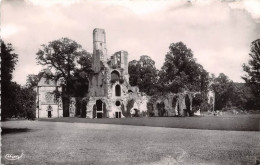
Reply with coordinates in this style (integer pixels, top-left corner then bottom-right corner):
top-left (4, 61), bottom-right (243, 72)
top-left (36, 69), bottom-right (63, 118)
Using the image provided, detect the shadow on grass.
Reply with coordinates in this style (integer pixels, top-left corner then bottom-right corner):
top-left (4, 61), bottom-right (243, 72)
top-left (39, 116), bottom-right (260, 131)
top-left (1, 127), bottom-right (31, 135)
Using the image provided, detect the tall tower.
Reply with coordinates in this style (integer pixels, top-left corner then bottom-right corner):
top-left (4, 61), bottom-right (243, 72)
top-left (93, 28), bottom-right (107, 72)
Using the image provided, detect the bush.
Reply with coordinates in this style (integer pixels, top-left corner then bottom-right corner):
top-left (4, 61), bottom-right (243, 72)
top-left (16, 86), bottom-right (36, 120)
top-left (110, 79), bottom-right (117, 84)
top-left (119, 78), bottom-right (124, 84)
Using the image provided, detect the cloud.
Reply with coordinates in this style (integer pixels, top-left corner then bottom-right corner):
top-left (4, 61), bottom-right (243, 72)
top-left (2, 0), bottom-right (260, 85)
top-left (228, 0), bottom-right (260, 20)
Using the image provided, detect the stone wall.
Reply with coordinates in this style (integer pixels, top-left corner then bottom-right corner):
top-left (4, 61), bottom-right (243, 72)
top-left (147, 92), bottom-right (200, 117)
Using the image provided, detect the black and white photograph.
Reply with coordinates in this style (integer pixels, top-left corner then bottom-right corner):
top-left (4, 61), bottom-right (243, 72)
top-left (1, 0), bottom-right (260, 164)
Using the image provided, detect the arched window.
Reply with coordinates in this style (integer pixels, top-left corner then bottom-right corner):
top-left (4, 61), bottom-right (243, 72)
top-left (111, 70), bottom-right (120, 81)
top-left (115, 85), bottom-right (121, 96)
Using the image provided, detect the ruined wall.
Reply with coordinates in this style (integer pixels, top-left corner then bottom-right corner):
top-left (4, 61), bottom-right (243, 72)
top-left (111, 51), bottom-right (128, 73)
top-left (88, 70), bottom-right (108, 97)
top-left (85, 28), bottom-right (150, 118)
top-left (146, 92), bottom-right (200, 117)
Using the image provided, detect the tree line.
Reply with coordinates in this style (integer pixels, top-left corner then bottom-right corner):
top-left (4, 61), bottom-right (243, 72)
top-left (1, 38), bottom-right (260, 119)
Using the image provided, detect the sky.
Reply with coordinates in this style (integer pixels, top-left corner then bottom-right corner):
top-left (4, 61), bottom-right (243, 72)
top-left (2, 0), bottom-right (260, 85)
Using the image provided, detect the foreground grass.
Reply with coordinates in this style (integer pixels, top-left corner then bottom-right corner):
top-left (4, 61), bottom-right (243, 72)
top-left (2, 120), bottom-right (260, 165)
top-left (39, 115), bottom-right (260, 131)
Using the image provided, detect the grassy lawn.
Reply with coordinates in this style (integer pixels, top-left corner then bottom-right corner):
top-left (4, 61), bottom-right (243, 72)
top-left (1, 120), bottom-right (260, 165)
top-left (39, 114), bottom-right (260, 131)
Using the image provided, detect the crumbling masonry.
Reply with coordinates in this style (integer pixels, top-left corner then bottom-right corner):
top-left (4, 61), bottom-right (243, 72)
top-left (85, 28), bottom-right (149, 118)
top-left (36, 28), bottom-right (214, 118)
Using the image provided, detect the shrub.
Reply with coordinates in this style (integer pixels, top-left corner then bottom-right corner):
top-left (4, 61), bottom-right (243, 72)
top-left (110, 79), bottom-right (117, 84)
top-left (119, 78), bottom-right (124, 84)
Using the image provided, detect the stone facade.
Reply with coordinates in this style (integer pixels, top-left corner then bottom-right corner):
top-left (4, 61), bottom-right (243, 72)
top-left (36, 70), bottom-right (63, 118)
top-left (86, 28), bottom-right (147, 118)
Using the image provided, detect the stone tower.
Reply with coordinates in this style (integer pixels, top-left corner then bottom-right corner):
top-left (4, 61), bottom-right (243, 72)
top-left (87, 28), bottom-right (148, 119)
top-left (92, 28), bottom-right (107, 72)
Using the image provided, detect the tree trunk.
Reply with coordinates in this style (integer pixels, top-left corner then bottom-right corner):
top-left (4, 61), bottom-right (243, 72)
top-left (62, 96), bottom-right (70, 117)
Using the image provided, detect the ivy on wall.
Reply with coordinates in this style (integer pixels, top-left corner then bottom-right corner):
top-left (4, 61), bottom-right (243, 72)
top-left (81, 97), bottom-right (89, 118)
top-left (93, 104), bottom-right (97, 118)
top-left (126, 99), bottom-right (134, 117)
top-left (121, 99), bottom-right (135, 117)
top-left (147, 102), bottom-right (154, 117)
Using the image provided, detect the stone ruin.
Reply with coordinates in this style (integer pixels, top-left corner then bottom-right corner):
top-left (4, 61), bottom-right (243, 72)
top-left (36, 28), bottom-right (215, 118)
top-left (83, 28), bottom-right (211, 118)
top-left (147, 92), bottom-right (203, 117)
top-left (85, 28), bottom-right (148, 118)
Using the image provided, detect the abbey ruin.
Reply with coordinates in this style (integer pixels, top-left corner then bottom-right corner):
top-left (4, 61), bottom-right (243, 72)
top-left (36, 28), bottom-right (214, 118)
top-left (85, 28), bottom-right (149, 118)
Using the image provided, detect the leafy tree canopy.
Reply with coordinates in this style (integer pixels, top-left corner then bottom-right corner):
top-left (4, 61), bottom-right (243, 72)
top-left (159, 42), bottom-right (209, 93)
top-left (242, 39), bottom-right (260, 95)
top-left (36, 38), bottom-right (92, 116)
top-left (242, 39), bottom-right (260, 109)
top-left (1, 40), bottom-right (18, 84)
top-left (128, 55), bottom-right (159, 95)
top-left (36, 37), bottom-right (91, 95)
top-left (1, 40), bottom-right (19, 118)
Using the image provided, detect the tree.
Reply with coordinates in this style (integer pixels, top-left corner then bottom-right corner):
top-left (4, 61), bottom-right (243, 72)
top-left (159, 42), bottom-right (209, 93)
top-left (72, 52), bottom-right (92, 97)
top-left (128, 55), bottom-right (159, 95)
top-left (242, 39), bottom-right (260, 109)
top-left (1, 40), bottom-right (18, 118)
top-left (211, 73), bottom-right (236, 110)
top-left (36, 38), bottom-right (91, 116)
top-left (26, 71), bottom-right (45, 89)
top-left (16, 86), bottom-right (37, 120)
top-left (231, 83), bottom-right (255, 110)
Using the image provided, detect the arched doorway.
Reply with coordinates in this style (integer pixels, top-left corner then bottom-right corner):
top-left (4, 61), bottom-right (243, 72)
top-left (96, 100), bottom-right (103, 118)
top-left (115, 84), bottom-right (121, 96)
top-left (115, 101), bottom-right (121, 118)
top-left (47, 105), bottom-right (52, 118)
top-left (156, 102), bottom-right (165, 117)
